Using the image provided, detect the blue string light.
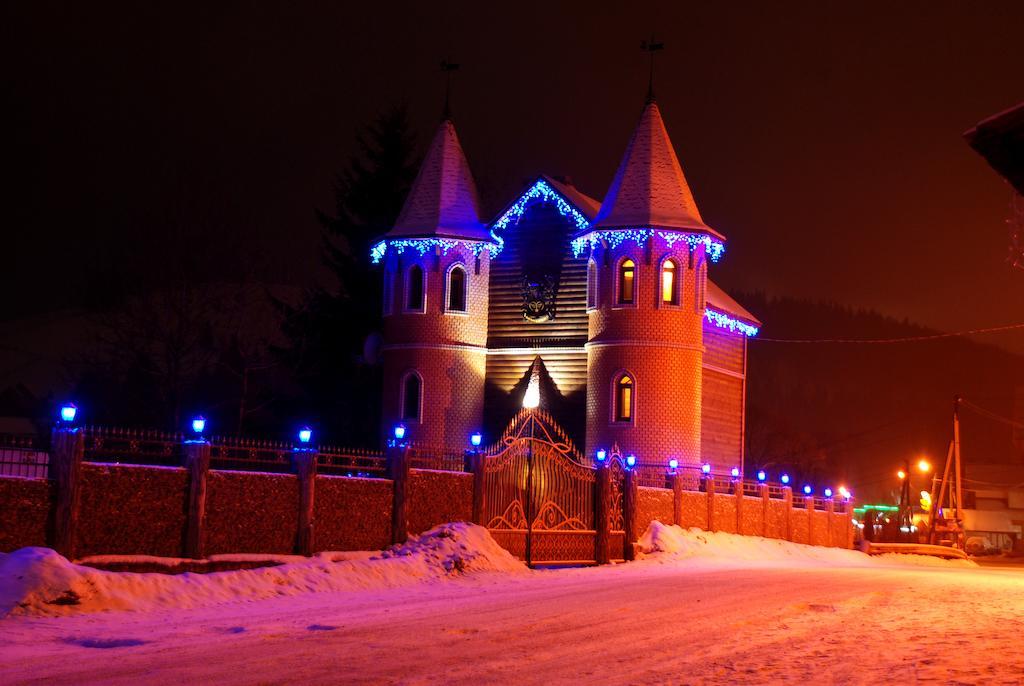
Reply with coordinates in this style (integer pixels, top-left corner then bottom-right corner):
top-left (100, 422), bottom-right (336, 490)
top-left (704, 308), bottom-right (759, 337)
top-left (370, 237), bottom-right (500, 265)
top-left (570, 228), bottom-right (726, 262)
top-left (492, 179), bottom-right (591, 235)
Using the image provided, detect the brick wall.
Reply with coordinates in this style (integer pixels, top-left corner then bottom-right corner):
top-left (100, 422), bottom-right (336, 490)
top-left (0, 477), bottom-right (52, 552)
top-left (585, 242), bottom-right (706, 466)
top-left (76, 464), bottom-right (188, 558)
top-left (406, 469), bottom-right (473, 536)
top-left (381, 244), bottom-right (490, 453)
top-left (205, 471), bottom-right (300, 555)
top-left (314, 475), bottom-right (392, 552)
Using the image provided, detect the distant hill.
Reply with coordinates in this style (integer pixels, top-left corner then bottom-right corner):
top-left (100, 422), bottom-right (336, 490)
top-left (737, 293), bottom-right (1024, 503)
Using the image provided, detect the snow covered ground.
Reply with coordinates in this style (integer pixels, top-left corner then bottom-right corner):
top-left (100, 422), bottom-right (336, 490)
top-left (2, 522), bottom-right (1023, 685)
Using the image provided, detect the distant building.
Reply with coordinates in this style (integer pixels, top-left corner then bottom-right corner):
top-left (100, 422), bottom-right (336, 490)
top-left (369, 95), bottom-right (760, 469)
top-left (960, 463), bottom-right (1024, 552)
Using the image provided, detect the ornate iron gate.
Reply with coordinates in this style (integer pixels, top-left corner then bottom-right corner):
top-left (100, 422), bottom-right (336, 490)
top-left (483, 410), bottom-right (598, 565)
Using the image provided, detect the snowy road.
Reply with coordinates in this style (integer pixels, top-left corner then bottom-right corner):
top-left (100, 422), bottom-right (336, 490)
top-left (4, 555), bottom-right (1024, 685)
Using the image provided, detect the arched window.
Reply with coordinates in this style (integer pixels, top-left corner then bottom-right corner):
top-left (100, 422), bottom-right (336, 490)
top-left (661, 258), bottom-right (679, 305)
top-left (447, 265), bottom-right (467, 312)
top-left (586, 260), bottom-right (598, 310)
top-left (406, 265), bottom-right (424, 311)
top-left (618, 259), bottom-right (635, 305)
top-left (401, 372), bottom-right (422, 422)
top-left (614, 373), bottom-right (634, 422)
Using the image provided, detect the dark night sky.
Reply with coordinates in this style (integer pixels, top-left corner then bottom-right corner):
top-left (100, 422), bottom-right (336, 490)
top-left (3, 2), bottom-right (1024, 347)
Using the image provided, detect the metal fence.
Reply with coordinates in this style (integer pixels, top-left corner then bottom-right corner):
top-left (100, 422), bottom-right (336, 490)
top-left (0, 434), bottom-right (49, 479)
top-left (72, 426), bottom-right (468, 478)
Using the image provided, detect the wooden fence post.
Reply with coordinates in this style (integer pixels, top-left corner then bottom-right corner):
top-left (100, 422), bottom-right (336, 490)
top-left (783, 486), bottom-right (793, 541)
top-left (760, 483), bottom-right (770, 538)
top-left (471, 451), bottom-right (486, 526)
top-left (293, 448), bottom-right (318, 556)
top-left (706, 476), bottom-right (716, 532)
top-left (388, 444), bottom-right (410, 545)
top-left (672, 471), bottom-right (682, 527)
top-left (623, 465), bottom-right (638, 561)
top-left (594, 461), bottom-right (611, 565)
top-left (183, 439), bottom-right (211, 559)
top-left (806, 496), bottom-right (815, 545)
top-left (826, 498), bottom-right (835, 547)
top-left (733, 479), bottom-right (744, 534)
top-left (51, 427), bottom-right (84, 559)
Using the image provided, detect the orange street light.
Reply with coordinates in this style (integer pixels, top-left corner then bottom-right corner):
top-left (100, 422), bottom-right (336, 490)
top-left (897, 469), bottom-right (907, 480)
top-left (917, 458), bottom-right (931, 473)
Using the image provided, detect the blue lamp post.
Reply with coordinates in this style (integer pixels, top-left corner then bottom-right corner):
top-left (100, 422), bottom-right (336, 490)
top-left (596, 449), bottom-right (607, 463)
top-left (191, 415), bottom-right (206, 436)
top-left (59, 403), bottom-right (78, 424)
top-left (298, 426), bottom-right (313, 445)
top-left (757, 470), bottom-right (767, 482)
top-left (470, 431), bottom-right (482, 448)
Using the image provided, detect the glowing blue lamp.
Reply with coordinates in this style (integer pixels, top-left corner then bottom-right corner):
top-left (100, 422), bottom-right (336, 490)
top-left (803, 485), bottom-right (812, 495)
top-left (701, 463), bottom-right (712, 474)
top-left (191, 415), bottom-right (206, 435)
top-left (393, 423), bottom-right (406, 441)
top-left (731, 467), bottom-right (740, 478)
top-left (596, 449), bottom-right (607, 462)
top-left (757, 470), bottom-right (766, 482)
top-left (60, 403), bottom-right (77, 423)
top-left (626, 454), bottom-right (636, 468)
top-left (824, 488), bottom-right (833, 498)
top-left (668, 458), bottom-right (679, 470)
top-left (470, 431), bottom-right (482, 447)
top-left (781, 474), bottom-right (790, 485)
top-left (298, 426), bottom-right (313, 444)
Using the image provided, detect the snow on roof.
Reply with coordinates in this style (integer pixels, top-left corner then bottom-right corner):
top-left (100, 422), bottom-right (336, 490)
top-left (706, 280), bottom-right (761, 325)
top-left (592, 101), bottom-right (725, 241)
top-left (388, 119), bottom-right (490, 242)
top-left (542, 175), bottom-right (602, 218)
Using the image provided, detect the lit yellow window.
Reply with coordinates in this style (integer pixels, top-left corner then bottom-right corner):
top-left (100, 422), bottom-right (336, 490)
top-left (615, 375), bottom-right (634, 422)
top-left (619, 259), bottom-right (635, 304)
top-left (662, 260), bottom-right (677, 304)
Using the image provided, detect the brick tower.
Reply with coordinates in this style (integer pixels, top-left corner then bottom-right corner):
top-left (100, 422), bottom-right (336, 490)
top-left (373, 117), bottom-right (495, 453)
top-left (574, 98), bottom-right (727, 467)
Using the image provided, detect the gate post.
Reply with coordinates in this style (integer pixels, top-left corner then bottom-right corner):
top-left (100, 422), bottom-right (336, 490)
top-left (595, 461), bottom-right (611, 565)
top-left (292, 448), bottom-right (318, 556)
top-left (471, 450), bottom-right (486, 526)
top-left (51, 427), bottom-right (84, 559)
top-left (733, 479), bottom-right (744, 534)
top-left (672, 470), bottom-right (682, 526)
top-left (783, 486), bottom-right (793, 541)
top-left (760, 483), bottom-right (770, 538)
top-left (623, 465), bottom-right (638, 561)
top-left (388, 443), bottom-right (411, 545)
top-left (706, 476), bottom-right (716, 532)
top-left (183, 439), bottom-right (211, 559)
top-left (826, 498), bottom-right (835, 547)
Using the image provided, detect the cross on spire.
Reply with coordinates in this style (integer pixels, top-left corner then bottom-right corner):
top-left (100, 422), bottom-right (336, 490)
top-left (440, 58), bottom-right (460, 120)
top-left (640, 35), bottom-right (664, 103)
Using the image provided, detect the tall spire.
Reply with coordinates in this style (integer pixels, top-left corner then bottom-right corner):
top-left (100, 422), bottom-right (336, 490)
top-left (591, 100), bottom-right (723, 240)
top-left (641, 36), bottom-right (664, 103)
top-left (387, 118), bottom-right (488, 241)
top-left (440, 58), bottom-right (459, 121)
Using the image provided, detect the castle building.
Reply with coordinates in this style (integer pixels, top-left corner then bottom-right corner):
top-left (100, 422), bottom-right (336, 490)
top-left (371, 96), bottom-right (760, 470)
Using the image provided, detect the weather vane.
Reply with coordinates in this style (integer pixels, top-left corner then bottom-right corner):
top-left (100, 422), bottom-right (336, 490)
top-left (440, 58), bottom-right (460, 119)
top-left (640, 35), bottom-right (664, 102)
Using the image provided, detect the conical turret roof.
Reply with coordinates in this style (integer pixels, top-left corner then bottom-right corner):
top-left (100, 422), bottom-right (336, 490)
top-left (592, 101), bottom-right (724, 240)
top-left (387, 119), bottom-right (489, 241)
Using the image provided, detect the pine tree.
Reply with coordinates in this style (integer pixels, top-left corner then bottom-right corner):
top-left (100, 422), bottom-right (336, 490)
top-left (278, 106), bottom-right (418, 446)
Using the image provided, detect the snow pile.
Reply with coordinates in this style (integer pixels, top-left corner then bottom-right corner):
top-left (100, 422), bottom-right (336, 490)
top-left (636, 521), bottom-right (975, 569)
top-left (0, 523), bottom-right (525, 617)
